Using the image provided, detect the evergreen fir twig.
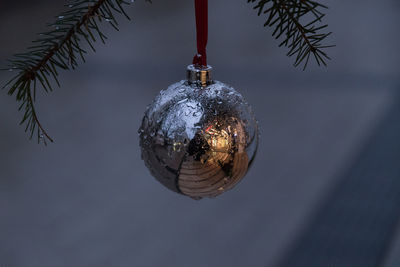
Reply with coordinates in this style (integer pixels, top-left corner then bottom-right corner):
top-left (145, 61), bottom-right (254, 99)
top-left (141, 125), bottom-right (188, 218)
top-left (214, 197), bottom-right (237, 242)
top-left (1, 0), bottom-right (138, 144)
top-left (248, 0), bottom-right (334, 69)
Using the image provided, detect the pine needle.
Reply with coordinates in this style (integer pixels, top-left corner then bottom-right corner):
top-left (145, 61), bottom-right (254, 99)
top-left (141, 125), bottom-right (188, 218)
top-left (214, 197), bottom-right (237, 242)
top-left (248, 0), bottom-right (334, 70)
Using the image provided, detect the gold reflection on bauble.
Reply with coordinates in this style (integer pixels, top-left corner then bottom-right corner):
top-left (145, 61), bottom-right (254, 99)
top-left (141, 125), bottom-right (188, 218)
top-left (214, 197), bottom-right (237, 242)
top-left (178, 117), bottom-right (249, 199)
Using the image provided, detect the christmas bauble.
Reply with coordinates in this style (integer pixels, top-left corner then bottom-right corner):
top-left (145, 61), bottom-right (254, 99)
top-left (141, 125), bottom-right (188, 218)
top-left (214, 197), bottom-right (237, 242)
top-left (139, 65), bottom-right (258, 199)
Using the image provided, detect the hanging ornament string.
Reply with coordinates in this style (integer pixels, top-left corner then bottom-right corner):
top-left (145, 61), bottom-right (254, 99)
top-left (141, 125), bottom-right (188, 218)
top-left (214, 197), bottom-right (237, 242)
top-left (192, 0), bottom-right (208, 68)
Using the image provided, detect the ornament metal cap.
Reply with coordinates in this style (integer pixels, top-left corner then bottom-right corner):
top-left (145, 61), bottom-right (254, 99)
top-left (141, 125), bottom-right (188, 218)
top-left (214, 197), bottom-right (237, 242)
top-left (186, 64), bottom-right (213, 87)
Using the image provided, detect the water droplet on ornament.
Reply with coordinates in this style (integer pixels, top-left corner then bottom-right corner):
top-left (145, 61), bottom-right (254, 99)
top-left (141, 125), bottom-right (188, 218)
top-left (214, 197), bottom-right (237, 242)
top-left (177, 98), bottom-right (188, 104)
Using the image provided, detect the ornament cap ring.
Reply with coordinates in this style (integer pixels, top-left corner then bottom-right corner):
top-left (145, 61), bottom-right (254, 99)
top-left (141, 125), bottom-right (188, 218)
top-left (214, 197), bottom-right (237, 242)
top-left (186, 64), bottom-right (213, 87)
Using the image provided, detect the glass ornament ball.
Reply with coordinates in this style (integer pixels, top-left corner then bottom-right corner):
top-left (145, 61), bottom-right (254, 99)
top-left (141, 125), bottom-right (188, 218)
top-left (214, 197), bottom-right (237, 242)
top-left (138, 65), bottom-right (258, 200)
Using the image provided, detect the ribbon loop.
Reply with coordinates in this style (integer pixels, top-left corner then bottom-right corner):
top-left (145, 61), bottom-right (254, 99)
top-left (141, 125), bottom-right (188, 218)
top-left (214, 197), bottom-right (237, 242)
top-left (192, 0), bottom-right (208, 67)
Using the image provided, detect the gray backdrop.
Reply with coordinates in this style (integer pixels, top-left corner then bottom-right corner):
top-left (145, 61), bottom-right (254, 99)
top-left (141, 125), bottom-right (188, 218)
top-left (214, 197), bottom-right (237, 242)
top-left (1, 0), bottom-right (400, 266)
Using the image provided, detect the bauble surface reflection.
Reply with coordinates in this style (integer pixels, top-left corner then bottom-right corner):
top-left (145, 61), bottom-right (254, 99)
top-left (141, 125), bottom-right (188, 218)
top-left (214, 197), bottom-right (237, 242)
top-left (139, 66), bottom-right (258, 199)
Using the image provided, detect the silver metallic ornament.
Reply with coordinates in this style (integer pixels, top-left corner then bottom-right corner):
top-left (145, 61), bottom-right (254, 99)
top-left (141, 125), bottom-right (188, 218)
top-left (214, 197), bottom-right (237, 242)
top-left (139, 65), bottom-right (258, 199)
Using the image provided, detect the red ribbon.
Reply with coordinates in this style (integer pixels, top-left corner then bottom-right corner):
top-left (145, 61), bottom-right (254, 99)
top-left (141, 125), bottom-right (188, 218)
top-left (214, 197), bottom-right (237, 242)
top-left (192, 0), bottom-right (208, 67)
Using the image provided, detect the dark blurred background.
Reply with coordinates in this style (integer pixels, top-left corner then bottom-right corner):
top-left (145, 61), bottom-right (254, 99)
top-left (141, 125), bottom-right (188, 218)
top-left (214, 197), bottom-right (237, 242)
top-left (1, 0), bottom-right (400, 266)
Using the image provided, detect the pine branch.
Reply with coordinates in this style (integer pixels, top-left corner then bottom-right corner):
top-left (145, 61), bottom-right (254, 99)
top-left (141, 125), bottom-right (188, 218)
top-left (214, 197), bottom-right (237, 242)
top-left (248, 0), bottom-right (334, 69)
top-left (1, 0), bottom-right (137, 145)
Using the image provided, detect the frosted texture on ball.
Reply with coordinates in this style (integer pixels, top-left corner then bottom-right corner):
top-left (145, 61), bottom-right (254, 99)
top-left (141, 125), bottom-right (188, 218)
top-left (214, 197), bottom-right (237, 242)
top-left (139, 80), bottom-right (258, 199)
